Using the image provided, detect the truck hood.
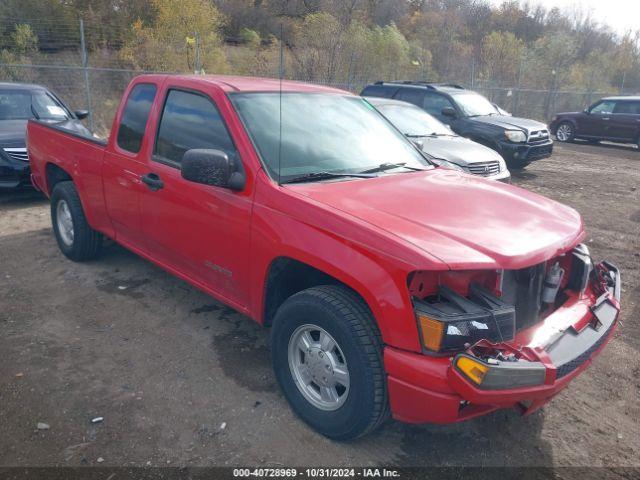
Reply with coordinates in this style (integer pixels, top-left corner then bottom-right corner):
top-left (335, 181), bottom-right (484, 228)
top-left (0, 120), bottom-right (27, 147)
top-left (470, 115), bottom-right (548, 134)
top-left (288, 169), bottom-right (583, 270)
top-left (420, 136), bottom-right (503, 166)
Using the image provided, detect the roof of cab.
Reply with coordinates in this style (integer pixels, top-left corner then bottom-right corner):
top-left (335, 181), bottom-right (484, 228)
top-left (135, 74), bottom-right (349, 95)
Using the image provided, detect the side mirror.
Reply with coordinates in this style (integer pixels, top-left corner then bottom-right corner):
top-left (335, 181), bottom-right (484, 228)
top-left (181, 149), bottom-right (245, 191)
top-left (74, 109), bottom-right (89, 119)
top-left (441, 107), bottom-right (457, 118)
top-left (583, 107), bottom-right (590, 114)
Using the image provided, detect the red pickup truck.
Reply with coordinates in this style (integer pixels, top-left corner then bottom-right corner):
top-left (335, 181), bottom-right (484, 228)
top-left (27, 75), bottom-right (621, 440)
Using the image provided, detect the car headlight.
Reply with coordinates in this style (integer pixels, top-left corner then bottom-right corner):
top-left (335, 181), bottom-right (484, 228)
top-left (434, 159), bottom-right (464, 171)
top-left (414, 284), bottom-right (515, 353)
top-left (504, 130), bottom-right (526, 143)
top-left (454, 354), bottom-right (547, 389)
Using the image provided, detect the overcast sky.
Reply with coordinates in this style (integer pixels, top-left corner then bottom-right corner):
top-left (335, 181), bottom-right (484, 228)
top-left (488, 0), bottom-right (640, 36)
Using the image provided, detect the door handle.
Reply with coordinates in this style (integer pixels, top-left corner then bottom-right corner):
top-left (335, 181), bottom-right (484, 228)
top-left (602, 117), bottom-right (610, 121)
top-left (141, 173), bottom-right (164, 191)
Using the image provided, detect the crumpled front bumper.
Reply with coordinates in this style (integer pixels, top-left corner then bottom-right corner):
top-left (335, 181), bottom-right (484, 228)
top-left (385, 262), bottom-right (621, 424)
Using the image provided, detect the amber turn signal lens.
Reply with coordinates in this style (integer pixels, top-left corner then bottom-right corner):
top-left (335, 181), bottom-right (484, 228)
top-left (418, 314), bottom-right (444, 351)
top-left (456, 356), bottom-right (489, 385)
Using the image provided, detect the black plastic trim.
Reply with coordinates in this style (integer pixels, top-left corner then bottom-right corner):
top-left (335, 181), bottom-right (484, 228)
top-left (549, 299), bottom-right (618, 379)
top-left (28, 119), bottom-right (107, 146)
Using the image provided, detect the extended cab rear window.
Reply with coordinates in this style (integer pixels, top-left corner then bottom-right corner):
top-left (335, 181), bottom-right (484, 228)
top-left (117, 83), bottom-right (157, 154)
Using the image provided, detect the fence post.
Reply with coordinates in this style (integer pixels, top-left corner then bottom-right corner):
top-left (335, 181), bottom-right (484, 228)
top-left (79, 18), bottom-right (94, 131)
top-left (194, 32), bottom-right (202, 74)
top-left (470, 56), bottom-right (475, 89)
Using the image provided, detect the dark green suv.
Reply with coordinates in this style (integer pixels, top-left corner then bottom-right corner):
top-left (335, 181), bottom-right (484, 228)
top-left (361, 81), bottom-right (553, 169)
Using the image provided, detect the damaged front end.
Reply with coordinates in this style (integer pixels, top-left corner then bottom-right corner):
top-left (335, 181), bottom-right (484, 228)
top-left (405, 244), bottom-right (621, 419)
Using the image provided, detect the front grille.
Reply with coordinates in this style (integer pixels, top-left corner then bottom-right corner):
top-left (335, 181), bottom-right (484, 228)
top-left (555, 318), bottom-right (616, 378)
top-left (466, 161), bottom-right (501, 177)
top-left (527, 129), bottom-right (550, 144)
top-left (4, 148), bottom-right (28, 162)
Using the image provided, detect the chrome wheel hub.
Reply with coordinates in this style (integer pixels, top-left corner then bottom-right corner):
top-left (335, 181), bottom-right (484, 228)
top-left (56, 199), bottom-right (74, 246)
top-left (288, 324), bottom-right (350, 411)
top-left (557, 124), bottom-right (572, 141)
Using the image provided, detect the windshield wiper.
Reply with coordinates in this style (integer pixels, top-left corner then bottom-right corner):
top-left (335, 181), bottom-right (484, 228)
top-left (468, 112), bottom-right (498, 118)
top-left (406, 132), bottom-right (452, 138)
top-left (284, 171), bottom-right (375, 184)
top-left (359, 162), bottom-right (427, 174)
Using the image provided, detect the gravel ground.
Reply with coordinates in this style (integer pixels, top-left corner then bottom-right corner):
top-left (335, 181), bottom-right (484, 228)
top-left (0, 141), bottom-right (638, 468)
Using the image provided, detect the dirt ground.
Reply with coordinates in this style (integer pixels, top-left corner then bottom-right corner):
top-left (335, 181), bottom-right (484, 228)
top-left (0, 141), bottom-right (638, 468)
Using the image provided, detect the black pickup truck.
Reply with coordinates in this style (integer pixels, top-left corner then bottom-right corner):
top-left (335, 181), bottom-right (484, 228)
top-left (361, 81), bottom-right (553, 169)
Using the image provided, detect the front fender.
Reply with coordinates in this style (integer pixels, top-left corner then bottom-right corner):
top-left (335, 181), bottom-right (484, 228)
top-left (249, 205), bottom-right (422, 352)
top-left (247, 174), bottom-right (441, 352)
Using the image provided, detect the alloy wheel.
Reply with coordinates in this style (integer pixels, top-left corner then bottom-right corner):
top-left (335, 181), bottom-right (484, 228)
top-left (287, 324), bottom-right (350, 411)
top-left (56, 199), bottom-right (74, 246)
top-left (556, 123), bottom-right (573, 142)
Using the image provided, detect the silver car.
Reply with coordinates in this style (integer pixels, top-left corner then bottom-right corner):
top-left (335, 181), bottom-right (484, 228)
top-left (365, 97), bottom-right (511, 182)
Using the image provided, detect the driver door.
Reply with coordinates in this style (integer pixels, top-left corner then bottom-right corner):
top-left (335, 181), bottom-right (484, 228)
top-left (138, 86), bottom-right (252, 308)
top-left (580, 100), bottom-right (616, 138)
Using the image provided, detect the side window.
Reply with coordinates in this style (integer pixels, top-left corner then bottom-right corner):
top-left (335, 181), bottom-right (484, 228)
top-left (394, 88), bottom-right (425, 108)
top-left (590, 101), bottom-right (615, 115)
top-left (613, 101), bottom-right (640, 114)
top-left (154, 89), bottom-right (236, 165)
top-left (117, 83), bottom-right (157, 153)
top-left (423, 93), bottom-right (456, 119)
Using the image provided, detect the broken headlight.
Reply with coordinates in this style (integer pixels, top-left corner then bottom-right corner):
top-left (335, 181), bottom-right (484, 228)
top-left (567, 243), bottom-right (592, 295)
top-left (414, 284), bottom-right (516, 353)
top-left (454, 354), bottom-right (546, 389)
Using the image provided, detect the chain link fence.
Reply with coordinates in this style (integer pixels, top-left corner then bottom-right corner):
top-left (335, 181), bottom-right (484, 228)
top-left (0, 17), bottom-right (629, 136)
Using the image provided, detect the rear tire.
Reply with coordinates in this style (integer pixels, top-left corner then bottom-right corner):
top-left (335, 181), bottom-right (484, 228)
top-left (51, 181), bottom-right (102, 261)
top-left (555, 121), bottom-right (575, 142)
top-left (271, 285), bottom-right (388, 440)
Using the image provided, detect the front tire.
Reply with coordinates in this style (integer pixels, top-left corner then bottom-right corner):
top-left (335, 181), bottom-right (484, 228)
top-left (271, 285), bottom-right (388, 440)
top-left (555, 121), bottom-right (575, 142)
top-left (51, 181), bottom-right (102, 261)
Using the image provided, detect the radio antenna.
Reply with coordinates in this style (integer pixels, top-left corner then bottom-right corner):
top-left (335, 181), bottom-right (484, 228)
top-left (277, 23), bottom-right (284, 185)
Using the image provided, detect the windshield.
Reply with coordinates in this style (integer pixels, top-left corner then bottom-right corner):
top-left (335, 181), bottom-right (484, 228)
top-left (376, 104), bottom-right (453, 136)
top-left (453, 92), bottom-right (499, 117)
top-left (231, 93), bottom-right (430, 182)
top-left (0, 89), bottom-right (70, 121)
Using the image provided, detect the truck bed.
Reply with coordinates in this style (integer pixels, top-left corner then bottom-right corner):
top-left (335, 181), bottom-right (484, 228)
top-left (27, 119), bottom-right (112, 235)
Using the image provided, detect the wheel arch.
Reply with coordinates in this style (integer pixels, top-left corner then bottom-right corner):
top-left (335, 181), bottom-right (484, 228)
top-left (45, 162), bottom-right (73, 196)
top-left (259, 247), bottom-right (423, 352)
top-left (263, 256), bottom-right (361, 327)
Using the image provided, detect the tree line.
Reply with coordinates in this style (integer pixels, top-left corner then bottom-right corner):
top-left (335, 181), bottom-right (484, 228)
top-left (1, 0), bottom-right (638, 97)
